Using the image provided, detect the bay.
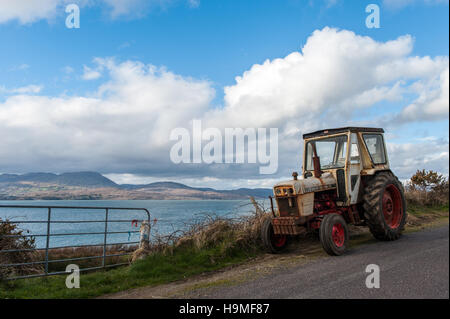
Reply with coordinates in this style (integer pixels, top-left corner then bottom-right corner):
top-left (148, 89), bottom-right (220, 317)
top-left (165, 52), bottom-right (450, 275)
top-left (0, 199), bottom-right (263, 249)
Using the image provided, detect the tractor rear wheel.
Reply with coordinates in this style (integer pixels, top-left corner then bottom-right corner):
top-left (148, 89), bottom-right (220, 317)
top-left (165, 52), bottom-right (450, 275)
top-left (362, 171), bottom-right (407, 241)
top-left (261, 218), bottom-right (288, 253)
top-left (319, 214), bottom-right (349, 256)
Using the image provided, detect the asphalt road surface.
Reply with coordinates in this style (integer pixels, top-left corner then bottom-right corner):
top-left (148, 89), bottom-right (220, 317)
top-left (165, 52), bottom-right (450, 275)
top-left (193, 225), bottom-right (449, 299)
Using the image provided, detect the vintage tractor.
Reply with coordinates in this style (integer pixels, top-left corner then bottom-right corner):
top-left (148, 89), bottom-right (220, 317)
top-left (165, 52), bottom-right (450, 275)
top-left (262, 127), bottom-right (406, 256)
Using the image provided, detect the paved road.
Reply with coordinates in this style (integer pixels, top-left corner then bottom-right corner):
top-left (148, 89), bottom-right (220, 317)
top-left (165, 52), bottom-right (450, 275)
top-left (192, 225), bottom-right (449, 299)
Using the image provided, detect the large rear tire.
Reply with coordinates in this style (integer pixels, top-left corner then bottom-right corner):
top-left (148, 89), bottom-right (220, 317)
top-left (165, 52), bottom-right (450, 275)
top-left (319, 214), bottom-right (349, 256)
top-left (261, 218), bottom-right (288, 253)
top-left (362, 171), bottom-right (407, 241)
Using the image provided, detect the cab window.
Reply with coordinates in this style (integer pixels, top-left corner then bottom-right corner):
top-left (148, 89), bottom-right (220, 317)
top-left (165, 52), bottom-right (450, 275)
top-left (363, 134), bottom-right (387, 164)
top-left (350, 133), bottom-right (360, 164)
top-left (305, 135), bottom-right (347, 170)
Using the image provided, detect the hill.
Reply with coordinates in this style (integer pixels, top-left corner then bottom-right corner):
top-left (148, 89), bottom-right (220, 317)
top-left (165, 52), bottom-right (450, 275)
top-left (0, 172), bottom-right (117, 188)
top-left (0, 172), bottom-right (272, 200)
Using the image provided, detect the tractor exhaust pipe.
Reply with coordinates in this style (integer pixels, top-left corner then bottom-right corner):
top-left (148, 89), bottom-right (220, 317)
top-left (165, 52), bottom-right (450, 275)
top-left (311, 143), bottom-right (322, 178)
top-left (313, 157), bottom-right (322, 178)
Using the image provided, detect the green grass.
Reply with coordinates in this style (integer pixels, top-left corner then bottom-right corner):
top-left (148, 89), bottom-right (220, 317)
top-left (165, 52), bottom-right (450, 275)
top-left (406, 203), bottom-right (449, 216)
top-left (0, 245), bottom-right (258, 299)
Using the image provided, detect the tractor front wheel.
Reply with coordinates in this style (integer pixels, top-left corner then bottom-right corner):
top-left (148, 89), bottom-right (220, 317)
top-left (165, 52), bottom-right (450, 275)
top-left (319, 214), bottom-right (349, 256)
top-left (261, 218), bottom-right (288, 253)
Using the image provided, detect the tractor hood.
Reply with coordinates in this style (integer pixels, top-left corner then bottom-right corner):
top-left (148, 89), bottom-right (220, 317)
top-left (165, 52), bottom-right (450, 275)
top-left (273, 172), bottom-right (337, 195)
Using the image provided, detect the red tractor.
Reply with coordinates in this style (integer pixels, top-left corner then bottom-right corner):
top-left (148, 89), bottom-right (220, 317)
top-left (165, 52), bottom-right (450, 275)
top-left (262, 127), bottom-right (407, 256)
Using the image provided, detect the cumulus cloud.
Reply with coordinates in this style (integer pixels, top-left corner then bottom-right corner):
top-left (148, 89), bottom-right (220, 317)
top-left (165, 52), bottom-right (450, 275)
top-left (388, 138), bottom-right (449, 179)
top-left (205, 29), bottom-right (447, 131)
top-left (0, 28), bottom-right (448, 186)
top-left (396, 67), bottom-right (449, 122)
top-left (0, 58), bottom-right (213, 175)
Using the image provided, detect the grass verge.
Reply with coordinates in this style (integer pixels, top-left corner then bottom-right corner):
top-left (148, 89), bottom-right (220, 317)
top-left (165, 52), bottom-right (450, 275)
top-left (0, 245), bottom-right (257, 299)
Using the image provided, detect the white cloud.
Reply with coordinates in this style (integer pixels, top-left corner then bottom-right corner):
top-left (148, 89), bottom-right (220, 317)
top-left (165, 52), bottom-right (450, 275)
top-left (11, 64), bottom-right (30, 71)
top-left (0, 58), bottom-right (214, 175)
top-left (387, 138), bottom-right (449, 178)
top-left (397, 67), bottom-right (449, 122)
top-left (326, 0), bottom-right (339, 8)
top-left (187, 0), bottom-right (200, 8)
top-left (0, 84), bottom-right (43, 94)
top-left (62, 66), bottom-right (74, 74)
top-left (205, 28), bottom-right (447, 131)
top-left (0, 0), bottom-right (61, 24)
top-left (101, 0), bottom-right (153, 18)
top-left (0, 28), bottom-right (448, 186)
top-left (0, 0), bottom-right (198, 24)
top-left (82, 65), bottom-right (102, 80)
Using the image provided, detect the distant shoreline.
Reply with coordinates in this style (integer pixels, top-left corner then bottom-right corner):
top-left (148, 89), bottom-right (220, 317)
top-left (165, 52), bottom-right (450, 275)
top-left (0, 171), bottom-right (273, 201)
top-left (0, 198), bottom-right (263, 201)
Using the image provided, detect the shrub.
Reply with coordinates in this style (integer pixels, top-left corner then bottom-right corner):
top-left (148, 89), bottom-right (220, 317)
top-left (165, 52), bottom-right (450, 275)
top-left (405, 170), bottom-right (449, 207)
top-left (0, 219), bottom-right (42, 280)
top-left (147, 197), bottom-right (270, 260)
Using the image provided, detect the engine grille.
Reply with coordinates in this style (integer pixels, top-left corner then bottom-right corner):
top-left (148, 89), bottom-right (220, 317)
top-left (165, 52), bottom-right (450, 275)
top-left (276, 197), bottom-right (299, 217)
top-left (272, 217), bottom-right (305, 235)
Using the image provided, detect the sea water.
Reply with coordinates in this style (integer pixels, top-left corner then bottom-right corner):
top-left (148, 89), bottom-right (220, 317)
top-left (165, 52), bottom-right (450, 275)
top-left (0, 199), bottom-right (262, 249)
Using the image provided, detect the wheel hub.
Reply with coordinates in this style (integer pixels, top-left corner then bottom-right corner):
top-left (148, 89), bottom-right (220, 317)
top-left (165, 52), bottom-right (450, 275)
top-left (331, 223), bottom-right (345, 247)
top-left (271, 232), bottom-right (287, 248)
top-left (384, 196), bottom-right (393, 215)
top-left (382, 184), bottom-right (403, 229)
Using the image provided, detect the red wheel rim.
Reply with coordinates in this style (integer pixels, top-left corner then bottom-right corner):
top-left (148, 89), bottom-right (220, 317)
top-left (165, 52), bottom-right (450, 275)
top-left (383, 184), bottom-right (403, 229)
top-left (271, 232), bottom-right (287, 248)
top-left (332, 223), bottom-right (345, 247)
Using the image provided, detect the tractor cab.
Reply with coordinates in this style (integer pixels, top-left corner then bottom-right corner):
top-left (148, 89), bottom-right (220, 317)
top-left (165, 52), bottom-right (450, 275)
top-left (302, 127), bottom-right (389, 206)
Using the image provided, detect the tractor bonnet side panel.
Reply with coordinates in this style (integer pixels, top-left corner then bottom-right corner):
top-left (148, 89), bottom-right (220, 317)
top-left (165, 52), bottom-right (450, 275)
top-left (273, 173), bottom-right (337, 195)
top-left (298, 192), bottom-right (314, 216)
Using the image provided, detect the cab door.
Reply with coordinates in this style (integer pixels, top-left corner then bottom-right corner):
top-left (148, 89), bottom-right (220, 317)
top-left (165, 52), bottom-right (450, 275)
top-left (347, 133), bottom-right (363, 205)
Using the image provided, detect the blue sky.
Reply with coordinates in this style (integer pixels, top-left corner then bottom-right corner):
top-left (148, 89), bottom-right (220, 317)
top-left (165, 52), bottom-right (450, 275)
top-left (0, 0), bottom-right (448, 188)
top-left (1, 1), bottom-right (448, 97)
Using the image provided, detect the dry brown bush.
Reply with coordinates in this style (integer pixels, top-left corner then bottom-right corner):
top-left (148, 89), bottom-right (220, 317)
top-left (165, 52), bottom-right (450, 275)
top-left (405, 170), bottom-right (449, 207)
top-left (141, 197), bottom-right (270, 259)
top-left (0, 219), bottom-right (43, 280)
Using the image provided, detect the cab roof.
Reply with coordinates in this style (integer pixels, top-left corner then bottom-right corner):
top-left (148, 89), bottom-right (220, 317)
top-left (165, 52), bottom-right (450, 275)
top-left (303, 127), bottom-right (384, 139)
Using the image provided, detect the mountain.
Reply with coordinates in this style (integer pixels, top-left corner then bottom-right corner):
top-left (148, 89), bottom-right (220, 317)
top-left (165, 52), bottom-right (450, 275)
top-left (57, 172), bottom-right (118, 187)
top-left (120, 181), bottom-right (195, 190)
top-left (0, 172), bottom-right (117, 188)
top-left (0, 172), bottom-right (273, 200)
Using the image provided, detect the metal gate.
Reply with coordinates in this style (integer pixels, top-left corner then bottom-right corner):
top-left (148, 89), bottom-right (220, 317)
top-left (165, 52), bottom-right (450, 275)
top-left (0, 205), bottom-right (151, 280)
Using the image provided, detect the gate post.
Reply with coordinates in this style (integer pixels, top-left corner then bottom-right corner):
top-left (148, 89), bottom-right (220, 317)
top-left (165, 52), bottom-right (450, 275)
top-left (44, 207), bottom-right (51, 275)
top-left (139, 220), bottom-right (150, 249)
